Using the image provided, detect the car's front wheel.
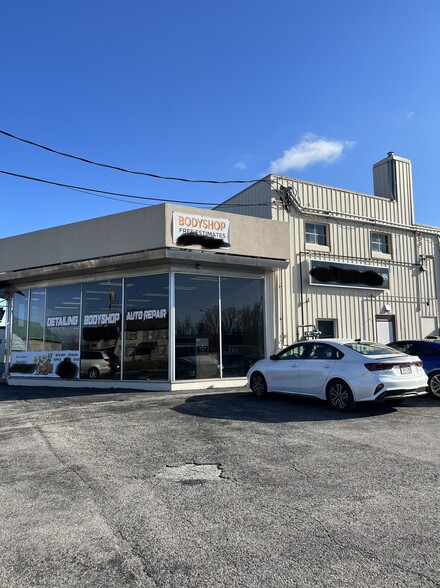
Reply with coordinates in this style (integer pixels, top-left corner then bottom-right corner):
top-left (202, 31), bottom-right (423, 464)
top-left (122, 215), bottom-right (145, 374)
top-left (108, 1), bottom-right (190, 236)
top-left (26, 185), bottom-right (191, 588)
top-left (428, 372), bottom-right (440, 399)
top-left (250, 372), bottom-right (267, 397)
top-left (88, 367), bottom-right (100, 379)
top-left (326, 379), bottom-right (356, 411)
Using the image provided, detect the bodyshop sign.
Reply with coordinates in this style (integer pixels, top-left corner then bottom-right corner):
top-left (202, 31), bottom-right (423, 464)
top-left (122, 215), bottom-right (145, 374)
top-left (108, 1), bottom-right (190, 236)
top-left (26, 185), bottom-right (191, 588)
top-left (172, 212), bottom-right (230, 243)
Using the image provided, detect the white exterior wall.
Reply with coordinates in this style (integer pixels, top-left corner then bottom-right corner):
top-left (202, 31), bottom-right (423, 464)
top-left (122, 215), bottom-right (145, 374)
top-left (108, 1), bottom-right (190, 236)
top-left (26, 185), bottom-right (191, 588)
top-left (217, 154), bottom-right (440, 352)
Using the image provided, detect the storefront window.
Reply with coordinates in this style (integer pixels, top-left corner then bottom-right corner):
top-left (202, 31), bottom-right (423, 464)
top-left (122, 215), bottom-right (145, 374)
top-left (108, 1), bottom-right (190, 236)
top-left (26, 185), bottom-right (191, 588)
top-left (220, 277), bottom-right (265, 377)
top-left (29, 289), bottom-right (46, 351)
top-left (9, 272), bottom-right (266, 383)
top-left (123, 274), bottom-right (169, 380)
top-left (175, 274), bottom-right (220, 380)
top-left (81, 280), bottom-right (122, 380)
top-left (11, 290), bottom-right (29, 351)
top-left (46, 285), bottom-right (81, 350)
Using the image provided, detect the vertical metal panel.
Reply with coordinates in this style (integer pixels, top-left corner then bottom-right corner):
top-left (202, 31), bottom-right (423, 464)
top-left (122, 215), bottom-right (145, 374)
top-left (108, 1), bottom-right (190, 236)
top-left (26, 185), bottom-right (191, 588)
top-left (215, 179), bottom-right (272, 219)
top-left (214, 164), bottom-right (439, 343)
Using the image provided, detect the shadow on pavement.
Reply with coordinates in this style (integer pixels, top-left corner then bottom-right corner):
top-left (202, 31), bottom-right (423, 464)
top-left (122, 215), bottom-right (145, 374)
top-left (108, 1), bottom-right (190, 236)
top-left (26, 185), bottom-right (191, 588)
top-left (0, 382), bottom-right (143, 402)
top-left (173, 391), bottom-right (400, 423)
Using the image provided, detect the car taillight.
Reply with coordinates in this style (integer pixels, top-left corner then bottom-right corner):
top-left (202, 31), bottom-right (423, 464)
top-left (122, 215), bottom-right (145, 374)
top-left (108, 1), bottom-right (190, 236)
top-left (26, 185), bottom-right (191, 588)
top-left (365, 360), bottom-right (423, 371)
top-left (365, 363), bottom-right (393, 371)
top-left (104, 357), bottom-right (111, 363)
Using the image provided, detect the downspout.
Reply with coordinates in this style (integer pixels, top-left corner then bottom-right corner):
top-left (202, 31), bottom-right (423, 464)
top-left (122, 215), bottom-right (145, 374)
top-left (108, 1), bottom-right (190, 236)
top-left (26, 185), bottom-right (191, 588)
top-left (277, 268), bottom-right (285, 349)
top-left (298, 251), bottom-right (305, 340)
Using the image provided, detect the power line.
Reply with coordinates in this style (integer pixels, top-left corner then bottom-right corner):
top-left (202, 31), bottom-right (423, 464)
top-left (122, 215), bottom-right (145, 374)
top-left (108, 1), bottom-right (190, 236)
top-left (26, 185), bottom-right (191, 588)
top-left (0, 128), bottom-right (261, 185)
top-left (0, 168), bottom-right (272, 208)
top-left (0, 169), bottom-right (218, 205)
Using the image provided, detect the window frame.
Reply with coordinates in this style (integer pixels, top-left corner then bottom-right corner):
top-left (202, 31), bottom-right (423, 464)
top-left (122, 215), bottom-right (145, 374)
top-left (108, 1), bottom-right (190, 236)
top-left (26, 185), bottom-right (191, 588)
top-left (371, 231), bottom-right (391, 257)
top-left (305, 222), bottom-right (329, 248)
top-left (316, 319), bottom-right (337, 339)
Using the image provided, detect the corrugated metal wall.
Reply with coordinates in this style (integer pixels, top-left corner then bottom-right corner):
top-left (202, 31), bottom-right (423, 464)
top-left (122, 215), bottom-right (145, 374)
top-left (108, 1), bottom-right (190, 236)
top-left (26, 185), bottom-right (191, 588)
top-left (216, 179), bottom-right (273, 219)
top-left (215, 159), bottom-right (440, 351)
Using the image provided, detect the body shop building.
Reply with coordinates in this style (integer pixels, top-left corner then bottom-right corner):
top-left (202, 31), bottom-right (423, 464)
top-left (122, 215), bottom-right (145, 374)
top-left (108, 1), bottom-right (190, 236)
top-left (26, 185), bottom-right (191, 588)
top-left (1, 153), bottom-right (439, 390)
top-left (0, 204), bottom-right (289, 389)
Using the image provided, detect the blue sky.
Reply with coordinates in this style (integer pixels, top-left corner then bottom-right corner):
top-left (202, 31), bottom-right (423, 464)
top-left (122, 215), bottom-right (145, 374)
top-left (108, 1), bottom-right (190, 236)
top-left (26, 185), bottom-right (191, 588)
top-left (0, 0), bottom-right (439, 238)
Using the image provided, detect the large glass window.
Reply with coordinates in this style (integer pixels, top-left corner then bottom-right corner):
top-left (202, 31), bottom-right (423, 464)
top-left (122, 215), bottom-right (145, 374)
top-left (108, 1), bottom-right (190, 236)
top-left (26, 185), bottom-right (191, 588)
top-left (29, 289), bottom-right (46, 351)
top-left (81, 280), bottom-right (122, 380)
top-left (123, 274), bottom-right (169, 380)
top-left (220, 277), bottom-right (264, 376)
top-left (175, 274), bottom-right (220, 380)
top-left (9, 272), bottom-right (266, 383)
top-left (46, 285), bottom-right (81, 350)
top-left (11, 290), bottom-right (29, 351)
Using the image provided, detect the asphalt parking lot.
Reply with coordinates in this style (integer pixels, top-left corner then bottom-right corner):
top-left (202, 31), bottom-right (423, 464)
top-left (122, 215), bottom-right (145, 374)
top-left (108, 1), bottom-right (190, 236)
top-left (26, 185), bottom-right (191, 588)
top-left (0, 383), bottom-right (439, 588)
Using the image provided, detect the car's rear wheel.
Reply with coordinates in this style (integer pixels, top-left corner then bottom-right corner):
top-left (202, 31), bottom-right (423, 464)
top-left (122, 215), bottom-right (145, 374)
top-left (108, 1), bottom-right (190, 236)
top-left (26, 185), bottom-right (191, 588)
top-left (250, 372), bottom-right (267, 397)
top-left (326, 379), bottom-right (356, 411)
top-left (428, 372), bottom-right (440, 399)
top-left (88, 367), bottom-right (100, 379)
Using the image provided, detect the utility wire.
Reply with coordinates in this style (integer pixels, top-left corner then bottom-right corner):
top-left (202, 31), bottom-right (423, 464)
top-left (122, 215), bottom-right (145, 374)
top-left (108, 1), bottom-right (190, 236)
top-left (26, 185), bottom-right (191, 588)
top-left (0, 169), bottom-right (218, 205)
top-left (0, 169), bottom-right (272, 208)
top-left (0, 129), bottom-right (261, 185)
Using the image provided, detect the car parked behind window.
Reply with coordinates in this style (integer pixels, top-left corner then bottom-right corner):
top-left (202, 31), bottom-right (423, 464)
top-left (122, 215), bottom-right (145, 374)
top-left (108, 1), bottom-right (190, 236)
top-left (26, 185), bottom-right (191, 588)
top-left (80, 350), bottom-right (120, 379)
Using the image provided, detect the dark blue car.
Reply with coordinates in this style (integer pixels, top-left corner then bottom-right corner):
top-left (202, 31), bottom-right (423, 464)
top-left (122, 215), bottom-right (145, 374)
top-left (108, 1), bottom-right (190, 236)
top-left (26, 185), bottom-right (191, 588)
top-left (388, 339), bottom-right (440, 399)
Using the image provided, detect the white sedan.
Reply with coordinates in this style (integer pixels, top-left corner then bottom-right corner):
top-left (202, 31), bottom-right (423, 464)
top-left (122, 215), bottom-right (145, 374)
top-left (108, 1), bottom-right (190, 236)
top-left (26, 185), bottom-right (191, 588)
top-left (247, 339), bottom-right (428, 411)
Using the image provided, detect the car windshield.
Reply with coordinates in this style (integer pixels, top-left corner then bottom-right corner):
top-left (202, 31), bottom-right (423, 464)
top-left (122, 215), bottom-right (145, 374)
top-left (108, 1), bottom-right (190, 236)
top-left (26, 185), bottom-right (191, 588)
top-left (344, 341), bottom-right (404, 356)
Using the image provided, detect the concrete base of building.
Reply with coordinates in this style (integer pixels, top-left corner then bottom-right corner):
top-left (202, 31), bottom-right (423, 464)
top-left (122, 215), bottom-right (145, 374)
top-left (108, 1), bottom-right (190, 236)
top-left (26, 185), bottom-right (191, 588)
top-left (5, 377), bottom-right (248, 392)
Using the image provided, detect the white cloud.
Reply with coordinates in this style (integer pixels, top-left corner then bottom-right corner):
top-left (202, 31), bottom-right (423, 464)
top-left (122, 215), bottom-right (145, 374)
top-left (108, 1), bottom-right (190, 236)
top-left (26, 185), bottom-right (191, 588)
top-left (269, 134), bottom-right (355, 173)
top-left (405, 111), bottom-right (415, 120)
top-left (234, 160), bottom-right (247, 170)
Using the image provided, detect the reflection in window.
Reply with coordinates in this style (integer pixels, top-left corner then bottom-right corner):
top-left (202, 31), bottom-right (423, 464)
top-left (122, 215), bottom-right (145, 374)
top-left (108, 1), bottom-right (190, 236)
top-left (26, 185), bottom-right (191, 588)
top-left (317, 319), bottom-right (336, 339)
top-left (81, 280), bottom-right (122, 380)
top-left (12, 290), bottom-right (29, 351)
top-left (278, 345), bottom-right (307, 360)
top-left (305, 223), bottom-right (328, 246)
top-left (123, 274), bottom-right (169, 381)
top-left (371, 232), bottom-right (390, 254)
top-left (221, 277), bottom-right (264, 377)
top-left (175, 274), bottom-right (220, 380)
top-left (29, 290), bottom-right (46, 351)
top-left (46, 285), bottom-right (81, 350)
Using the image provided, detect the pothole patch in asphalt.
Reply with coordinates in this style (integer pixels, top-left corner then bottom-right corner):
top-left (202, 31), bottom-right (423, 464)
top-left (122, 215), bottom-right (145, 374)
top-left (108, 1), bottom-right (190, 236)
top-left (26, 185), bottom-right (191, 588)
top-left (157, 462), bottom-right (225, 482)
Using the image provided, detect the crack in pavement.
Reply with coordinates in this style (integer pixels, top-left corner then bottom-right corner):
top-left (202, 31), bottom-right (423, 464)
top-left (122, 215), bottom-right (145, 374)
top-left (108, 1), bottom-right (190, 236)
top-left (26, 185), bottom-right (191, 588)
top-left (33, 423), bottom-right (161, 588)
top-left (291, 506), bottom-right (440, 587)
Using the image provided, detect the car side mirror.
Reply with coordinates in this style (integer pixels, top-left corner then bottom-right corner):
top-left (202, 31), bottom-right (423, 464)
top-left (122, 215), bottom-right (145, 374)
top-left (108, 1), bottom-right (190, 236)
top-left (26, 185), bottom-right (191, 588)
top-left (269, 354), bottom-right (278, 361)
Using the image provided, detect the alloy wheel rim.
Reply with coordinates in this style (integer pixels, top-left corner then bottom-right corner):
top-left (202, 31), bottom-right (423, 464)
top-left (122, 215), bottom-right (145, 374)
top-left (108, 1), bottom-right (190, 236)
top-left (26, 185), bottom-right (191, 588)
top-left (252, 376), bottom-right (265, 396)
top-left (330, 383), bottom-right (349, 408)
top-left (430, 374), bottom-right (440, 398)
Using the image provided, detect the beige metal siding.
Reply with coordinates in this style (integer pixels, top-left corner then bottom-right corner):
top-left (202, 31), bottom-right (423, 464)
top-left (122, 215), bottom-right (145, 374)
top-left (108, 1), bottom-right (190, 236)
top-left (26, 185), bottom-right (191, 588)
top-left (215, 179), bottom-right (273, 219)
top-left (215, 165), bottom-right (440, 352)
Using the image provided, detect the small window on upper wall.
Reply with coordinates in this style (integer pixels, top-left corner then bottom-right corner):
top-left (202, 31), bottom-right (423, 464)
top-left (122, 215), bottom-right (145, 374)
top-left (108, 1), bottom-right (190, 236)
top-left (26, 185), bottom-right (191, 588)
top-left (305, 223), bottom-right (328, 246)
top-left (317, 319), bottom-right (337, 338)
top-left (371, 232), bottom-right (390, 255)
